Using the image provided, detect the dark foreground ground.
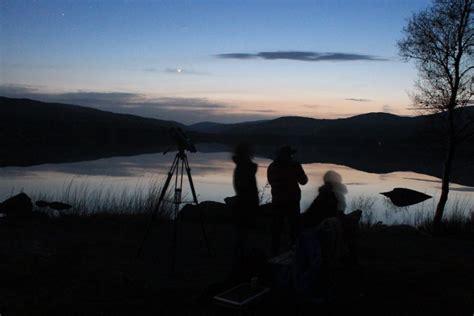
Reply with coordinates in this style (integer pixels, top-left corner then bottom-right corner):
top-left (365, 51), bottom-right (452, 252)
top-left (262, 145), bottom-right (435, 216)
top-left (0, 213), bottom-right (473, 316)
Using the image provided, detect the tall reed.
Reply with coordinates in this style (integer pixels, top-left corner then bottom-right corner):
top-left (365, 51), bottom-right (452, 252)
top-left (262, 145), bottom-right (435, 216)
top-left (30, 178), bottom-right (173, 219)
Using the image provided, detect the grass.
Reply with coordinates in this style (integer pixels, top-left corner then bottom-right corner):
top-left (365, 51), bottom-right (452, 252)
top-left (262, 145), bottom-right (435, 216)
top-left (349, 195), bottom-right (377, 227)
top-left (416, 206), bottom-right (473, 238)
top-left (28, 179), bottom-right (173, 220)
top-left (6, 179), bottom-right (472, 237)
top-left (2, 183), bottom-right (473, 314)
top-left (346, 194), bottom-right (473, 237)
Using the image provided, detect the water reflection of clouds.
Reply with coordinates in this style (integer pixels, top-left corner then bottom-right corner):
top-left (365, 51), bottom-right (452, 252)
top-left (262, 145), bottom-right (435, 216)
top-left (403, 177), bottom-right (441, 184)
top-left (439, 187), bottom-right (474, 192)
top-left (0, 153), bottom-right (236, 178)
top-left (1, 151), bottom-right (473, 225)
top-left (0, 168), bottom-right (38, 178)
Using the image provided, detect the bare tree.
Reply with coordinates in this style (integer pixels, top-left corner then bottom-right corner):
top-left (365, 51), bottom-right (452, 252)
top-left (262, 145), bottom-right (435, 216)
top-left (398, 0), bottom-right (473, 232)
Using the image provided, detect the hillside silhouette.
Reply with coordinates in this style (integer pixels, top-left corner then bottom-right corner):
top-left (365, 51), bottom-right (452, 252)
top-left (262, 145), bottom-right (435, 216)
top-left (0, 97), bottom-right (182, 166)
top-left (1, 96), bottom-right (473, 186)
top-left (191, 110), bottom-right (474, 147)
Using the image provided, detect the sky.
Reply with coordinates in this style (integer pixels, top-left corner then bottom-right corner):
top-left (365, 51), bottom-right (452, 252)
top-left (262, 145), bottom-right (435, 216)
top-left (0, 0), bottom-right (432, 124)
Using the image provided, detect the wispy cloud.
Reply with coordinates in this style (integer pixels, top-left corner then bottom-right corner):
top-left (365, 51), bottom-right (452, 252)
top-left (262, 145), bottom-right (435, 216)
top-left (0, 84), bottom-right (273, 124)
top-left (345, 98), bottom-right (372, 102)
top-left (143, 67), bottom-right (160, 72)
top-left (217, 51), bottom-right (388, 62)
top-left (301, 104), bottom-right (331, 109)
top-left (382, 104), bottom-right (398, 114)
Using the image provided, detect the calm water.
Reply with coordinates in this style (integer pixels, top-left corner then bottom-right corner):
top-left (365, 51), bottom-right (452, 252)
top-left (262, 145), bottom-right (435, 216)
top-left (1, 148), bottom-right (473, 224)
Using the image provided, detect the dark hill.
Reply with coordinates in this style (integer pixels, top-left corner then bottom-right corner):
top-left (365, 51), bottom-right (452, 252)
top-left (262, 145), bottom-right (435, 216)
top-left (195, 113), bottom-right (421, 146)
top-left (195, 109), bottom-right (474, 148)
top-left (2, 96), bottom-right (473, 174)
top-left (188, 119), bottom-right (269, 134)
top-left (0, 97), bottom-right (182, 166)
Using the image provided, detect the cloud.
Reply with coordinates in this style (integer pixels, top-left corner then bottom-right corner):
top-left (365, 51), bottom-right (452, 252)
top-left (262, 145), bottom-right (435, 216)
top-left (345, 98), bottom-right (372, 102)
top-left (217, 51), bottom-right (387, 62)
top-left (243, 109), bottom-right (276, 114)
top-left (0, 84), bottom-right (273, 124)
top-left (302, 104), bottom-right (327, 109)
top-left (382, 104), bottom-right (397, 113)
top-left (0, 83), bottom-right (42, 95)
top-left (143, 67), bottom-right (160, 72)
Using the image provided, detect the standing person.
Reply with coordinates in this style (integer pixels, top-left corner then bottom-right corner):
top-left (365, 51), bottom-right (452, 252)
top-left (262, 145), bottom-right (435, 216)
top-left (267, 145), bottom-right (308, 255)
top-left (231, 142), bottom-right (259, 278)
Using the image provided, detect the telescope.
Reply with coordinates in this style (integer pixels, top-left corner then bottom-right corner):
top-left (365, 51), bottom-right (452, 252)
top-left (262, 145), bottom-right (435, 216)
top-left (137, 126), bottom-right (211, 270)
top-left (164, 127), bottom-right (196, 154)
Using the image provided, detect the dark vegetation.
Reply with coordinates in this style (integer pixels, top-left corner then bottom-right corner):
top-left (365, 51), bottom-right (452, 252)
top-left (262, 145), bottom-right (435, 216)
top-left (0, 207), bottom-right (473, 315)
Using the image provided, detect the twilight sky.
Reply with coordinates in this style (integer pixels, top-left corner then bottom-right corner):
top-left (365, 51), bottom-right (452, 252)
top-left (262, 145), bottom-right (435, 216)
top-left (0, 0), bottom-right (431, 124)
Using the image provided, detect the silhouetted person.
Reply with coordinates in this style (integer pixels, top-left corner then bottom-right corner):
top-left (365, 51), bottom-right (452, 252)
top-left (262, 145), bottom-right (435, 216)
top-left (302, 170), bottom-right (347, 229)
top-left (294, 171), bottom-right (362, 305)
top-left (231, 142), bottom-right (259, 279)
top-left (301, 170), bottom-right (361, 275)
top-left (268, 145), bottom-right (308, 256)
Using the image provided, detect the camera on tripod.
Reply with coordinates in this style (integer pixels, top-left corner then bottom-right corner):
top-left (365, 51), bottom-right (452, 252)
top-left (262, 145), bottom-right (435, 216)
top-left (137, 126), bottom-right (211, 268)
top-left (166, 127), bottom-right (196, 154)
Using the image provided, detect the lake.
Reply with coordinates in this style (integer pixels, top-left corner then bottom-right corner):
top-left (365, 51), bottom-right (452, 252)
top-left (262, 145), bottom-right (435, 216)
top-left (1, 146), bottom-right (473, 225)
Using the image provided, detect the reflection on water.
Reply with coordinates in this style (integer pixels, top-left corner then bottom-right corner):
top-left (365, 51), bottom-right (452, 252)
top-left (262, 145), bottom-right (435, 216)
top-left (0, 150), bottom-right (472, 224)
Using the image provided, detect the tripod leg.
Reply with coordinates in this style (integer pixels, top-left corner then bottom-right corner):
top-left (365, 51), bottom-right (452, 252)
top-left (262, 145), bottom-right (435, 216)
top-left (184, 156), bottom-right (212, 257)
top-left (170, 156), bottom-right (184, 272)
top-left (136, 155), bottom-right (178, 258)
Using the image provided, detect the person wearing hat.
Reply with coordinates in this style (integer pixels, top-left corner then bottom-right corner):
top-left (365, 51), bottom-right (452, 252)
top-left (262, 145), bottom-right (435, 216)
top-left (267, 145), bottom-right (308, 255)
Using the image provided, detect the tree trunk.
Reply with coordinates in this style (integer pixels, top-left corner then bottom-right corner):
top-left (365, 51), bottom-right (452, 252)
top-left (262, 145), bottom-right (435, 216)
top-left (433, 110), bottom-right (456, 233)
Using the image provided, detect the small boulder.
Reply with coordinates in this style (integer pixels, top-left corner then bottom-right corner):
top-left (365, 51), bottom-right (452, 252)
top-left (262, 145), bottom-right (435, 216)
top-left (0, 193), bottom-right (33, 219)
top-left (179, 201), bottom-right (231, 223)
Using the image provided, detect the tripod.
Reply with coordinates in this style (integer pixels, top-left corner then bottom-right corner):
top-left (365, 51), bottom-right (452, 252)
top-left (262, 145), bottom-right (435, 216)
top-left (137, 150), bottom-right (212, 271)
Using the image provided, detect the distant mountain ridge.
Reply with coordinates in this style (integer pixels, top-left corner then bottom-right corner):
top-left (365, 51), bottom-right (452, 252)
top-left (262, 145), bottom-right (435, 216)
top-left (190, 109), bottom-right (474, 147)
top-left (1, 96), bottom-right (473, 169)
top-left (188, 119), bottom-right (269, 133)
top-left (0, 96), bottom-right (183, 165)
top-left (191, 112), bottom-right (426, 146)
top-left (189, 113), bottom-right (416, 136)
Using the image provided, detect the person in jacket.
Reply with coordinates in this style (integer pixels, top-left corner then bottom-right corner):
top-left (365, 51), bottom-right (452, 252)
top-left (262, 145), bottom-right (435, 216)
top-left (302, 170), bottom-right (347, 229)
top-left (267, 145), bottom-right (308, 255)
top-left (231, 142), bottom-right (259, 277)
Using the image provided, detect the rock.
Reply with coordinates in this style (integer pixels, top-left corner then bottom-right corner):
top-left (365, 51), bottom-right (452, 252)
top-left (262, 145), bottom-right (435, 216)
top-left (36, 200), bottom-right (72, 211)
top-left (48, 201), bottom-right (72, 211)
top-left (179, 201), bottom-right (231, 223)
top-left (0, 193), bottom-right (33, 219)
top-left (35, 200), bottom-right (49, 208)
top-left (180, 201), bottom-right (273, 223)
